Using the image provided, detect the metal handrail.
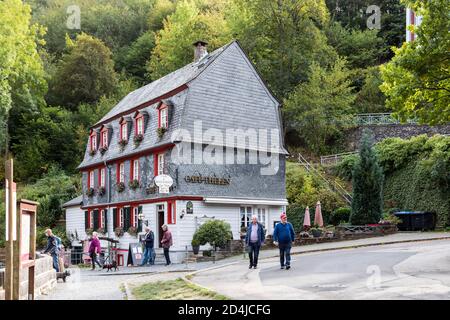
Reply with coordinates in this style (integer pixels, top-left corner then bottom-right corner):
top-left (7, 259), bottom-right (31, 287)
top-left (355, 113), bottom-right (417, 126)
top-left (298, 154), bottom-right (352, 205)
top-left (320, 151), bottom-right (358, 166)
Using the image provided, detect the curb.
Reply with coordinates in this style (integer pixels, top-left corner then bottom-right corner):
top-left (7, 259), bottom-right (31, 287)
top-left (97, 268), bottom-right (197, 277)
top-left (122, 282), bottom-right (135, 300)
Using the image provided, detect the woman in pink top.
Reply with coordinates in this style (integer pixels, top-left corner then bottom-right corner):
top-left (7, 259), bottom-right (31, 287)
top-left (89, 232), bottom-right (103, 270)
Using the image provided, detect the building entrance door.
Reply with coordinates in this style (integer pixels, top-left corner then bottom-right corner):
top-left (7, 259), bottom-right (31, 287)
top-left (157, 204), bottom-right (165, 248)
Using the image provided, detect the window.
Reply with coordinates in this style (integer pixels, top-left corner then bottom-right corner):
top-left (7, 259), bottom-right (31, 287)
top-left (240, 206), bottom-right (252, 228)
top-left (100, 209), bottom-right (105, 228)
top-left (89, 171), bottom-right (94, 189)
top-left (159, 106), bottom-right (168, 128)
top-left (132, 159), bottom-right (139, 181)
top-left (120, 122), bottom-right (128, 141)
top-left (133, 207), bottom-right (138, 228)
top-left (89, 211), bottom-right (94, 228)
top-left (90, 133), bottom-right (97, 151)
top-left (168, 201), bottom-right (176, 224)
top-left (99, 168), bottom-right (106, 187)
top-left (119, 208), bottom-right (124, 227)
top-left (101, 130), bottom-right (108, 148)
top-left (135, 115), bottom-right (144, 135)
top-left (158, 153), bottom-right (164, 175)
top-left (119, 162), bottom-right (125, 183)
top-left (257, 207), bottom-right (268, 230)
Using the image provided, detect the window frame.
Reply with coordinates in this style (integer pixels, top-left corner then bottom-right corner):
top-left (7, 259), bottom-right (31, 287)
top-left (119, 207), bottom-right (124, 228)
top-left (131, 159), bottom-right (139, 181)
top-left (159, 106), bottom-right (168, 129)
top-left (89, 210), bottom-right (94, 229)
top-left (99, 167), bottom-right (106, 187)
top-left (101, 130), bottom-right (108, 148)
top-left (89, 171), bottom-right (95, 189)
top-left (118, 162), bottom-right (125, 183)
top-left (90, 133), bottom-right (97, 152)
top-left (120, 119), bottom-right (128, 141)
top-left (157, 153), bottom-right (164, 176)
top-left (135, 114), bottom-right (144, 136)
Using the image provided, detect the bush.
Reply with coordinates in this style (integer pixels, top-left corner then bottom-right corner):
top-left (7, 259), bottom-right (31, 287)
top-left (330, 207), bottom-right (351, 225)
top-left (192, 219), bottom-right (232, 249)
top-left (332, 154), bottom-right (359, 181)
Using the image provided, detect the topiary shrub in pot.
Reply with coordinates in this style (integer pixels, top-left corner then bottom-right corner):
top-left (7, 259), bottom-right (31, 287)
top-left (192, 219), bottom-right (232, 252)
top-left (191, 237), bottom-right (200, 255)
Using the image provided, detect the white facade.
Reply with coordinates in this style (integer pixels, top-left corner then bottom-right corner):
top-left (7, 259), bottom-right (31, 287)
top-left (406, 8), bottom-right (423, 42)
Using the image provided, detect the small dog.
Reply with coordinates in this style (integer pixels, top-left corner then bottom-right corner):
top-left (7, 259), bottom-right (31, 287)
top-left (103, 260), bottom-right (118, 272)
top-left (56, 270), bottom-right (71, 282)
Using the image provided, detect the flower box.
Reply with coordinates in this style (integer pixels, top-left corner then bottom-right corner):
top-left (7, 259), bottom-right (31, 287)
top-left (86, 187), bottom-right (95, 197)
top-left (157, 127), bottom-right (167, 138)
top-left (133, 134), bottom-right (144, 146)
top-left (116, 182), bottom-right (125, 193)
top-left (129, 179), bottom-right (140, 190)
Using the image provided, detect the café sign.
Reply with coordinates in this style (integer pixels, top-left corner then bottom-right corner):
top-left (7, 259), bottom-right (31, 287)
top-left (184, 174), bottom-right (231, 186)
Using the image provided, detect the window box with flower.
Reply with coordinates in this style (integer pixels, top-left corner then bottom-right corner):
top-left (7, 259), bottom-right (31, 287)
top-left (89, 149), bottom-right (96, 156)
top-left (96, 228), bottom-right (106, 235)
top-left (99, 146), bottom-right (108, 155)
top-left (114, 227), bottom-right (124, 237)
top-left (129, 179), bottom-right (140, 190)
top-left (157, 127), bottom-right (167, 138)
top-left (133, 134), bottom-right (144, 146)
top-left (98, 186), bottom-right (106, 197)
top-left (86, 228), bottom-right (94, 236)
top-left (127, 226), bottom-right (138, 237)
top-left (118, 139), bottom-right (128, 151)
top-left (86, 187), bottom-right (95, 197)
top-left (116, 182), bottom-right (126, 193)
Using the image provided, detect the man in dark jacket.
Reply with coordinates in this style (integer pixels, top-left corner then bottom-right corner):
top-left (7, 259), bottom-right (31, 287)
top-left (141, 226), bottom-right (155, 266)
top-left (245, 215), bottom-right (266, 269)
top-left (41, 229), bottom-right (59, 272)
top-left (272, 213), bottom-right (295, 270)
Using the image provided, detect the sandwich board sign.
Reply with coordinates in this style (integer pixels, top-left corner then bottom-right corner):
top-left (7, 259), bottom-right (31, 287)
top-left (154, 174), bottom-right (173, 194)
top-left (127, 243), bottom-right (144, 266)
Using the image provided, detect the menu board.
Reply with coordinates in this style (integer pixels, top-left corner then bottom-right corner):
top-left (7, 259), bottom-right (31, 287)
top-left (127, 243), bottom-right (143, 266)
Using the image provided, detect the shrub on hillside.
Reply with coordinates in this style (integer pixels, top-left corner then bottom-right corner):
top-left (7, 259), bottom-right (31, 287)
top-left (330, 207), bottom-right (351, 225)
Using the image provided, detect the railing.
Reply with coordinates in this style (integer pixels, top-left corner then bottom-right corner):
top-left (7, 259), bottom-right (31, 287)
top-left (355, 113), bottom-right (417, 126)
top-left (298, 154), bottom-right (352, 205)
top-left (320, 151), bottom-right (358, 166)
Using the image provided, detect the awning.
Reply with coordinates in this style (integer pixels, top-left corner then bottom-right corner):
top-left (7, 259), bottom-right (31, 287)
top-left (203, 197), bottom-right (288, 206)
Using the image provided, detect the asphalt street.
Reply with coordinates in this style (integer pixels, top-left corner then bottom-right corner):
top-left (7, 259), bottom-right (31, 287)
top-left (193, 239), bottom-right (450, 300)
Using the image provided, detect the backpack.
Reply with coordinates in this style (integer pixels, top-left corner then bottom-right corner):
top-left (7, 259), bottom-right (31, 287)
top-left (54, 236), bottom-right (63, 253)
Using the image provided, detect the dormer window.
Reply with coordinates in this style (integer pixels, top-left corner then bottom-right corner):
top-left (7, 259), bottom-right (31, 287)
top-left (158, 104), bottom-right (168, 128)
top-left (90, 131), bottom-right (97, 152)
top-left (120, 121), bottom-right (128, 141)
top-left (135, 114), bottom-right (144, 135)
top-left (101, 130), bottom-right (108, 148)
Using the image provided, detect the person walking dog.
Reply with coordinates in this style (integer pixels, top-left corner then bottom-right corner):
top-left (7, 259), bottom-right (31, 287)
top-left (273, 213), bottom-right (295, 270)
top-left (161, 224), bottom-right (173, 266)
top-left (89, 232), bottom-right (103, 270)
top-left (141, 226), bottom-right (155, 266)
top-left (41, 229), bottom-right (60, 272)
top-left (245, 215), bottom-right (266, 269)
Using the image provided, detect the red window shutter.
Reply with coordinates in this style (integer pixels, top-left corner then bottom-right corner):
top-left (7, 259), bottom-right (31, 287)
top-left (87, 171), bottom-right (90, 189)
top-left (130, 160), bottom-right (133, 182)
top-left (172, 201), bottom-right (176, 224)
top-left (158, 108), bottom-right (161, 128)
top-left (98, 169), bottom-right (101, 186)
top-left (116, 163), bottom-right (120, 183)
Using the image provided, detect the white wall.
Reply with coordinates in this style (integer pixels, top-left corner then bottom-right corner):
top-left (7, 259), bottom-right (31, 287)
top-left (65, 206), bottom-right (86, 245)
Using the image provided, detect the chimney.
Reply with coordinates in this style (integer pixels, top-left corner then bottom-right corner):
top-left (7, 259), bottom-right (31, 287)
top-left (193, 40), bottom-right (208, 62)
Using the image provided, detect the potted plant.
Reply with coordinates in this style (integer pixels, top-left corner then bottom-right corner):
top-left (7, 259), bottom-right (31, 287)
top-left (86, 228), bottom-right (94, 236)
top-left (133, 133), bottom-right (144, 146)
top-left (157, 127), bottom-right (167, 138)
top-left (96, 227), bottom-right (105, 235)
top-left (98, 186), bottom-right (106, 197)
top-left (191, 237), bottom-right (200, 255)
top-left (89, 149), bottom-right (96, 156)
top-left (116, 182), bottom-right (125, 193)
top-left (114, 227), bottom-right (124, 238)
top-left (127, 226), bottom-right (138, 237)
top-left (99, 146), bottom-right (108, 155)
top-left (129, 179), bottom-right (140, 190)
top-left (118, 139), bottom-right (128, 150)
top-left (86, 187), bottom-right (95, 197)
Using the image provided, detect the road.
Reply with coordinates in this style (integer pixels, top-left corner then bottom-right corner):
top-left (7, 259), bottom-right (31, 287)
top-left (192, 239), bottom-right (450, 300)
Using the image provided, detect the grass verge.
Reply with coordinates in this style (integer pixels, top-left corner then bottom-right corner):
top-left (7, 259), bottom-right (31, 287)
top-left (131, 278), bottom-right (229, 300)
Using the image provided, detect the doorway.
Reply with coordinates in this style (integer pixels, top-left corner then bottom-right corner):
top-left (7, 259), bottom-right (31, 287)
top-left (157, 204), bottom-right (165, 247)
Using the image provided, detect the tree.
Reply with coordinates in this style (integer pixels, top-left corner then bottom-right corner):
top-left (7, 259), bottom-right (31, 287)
top-left (350, 130), bottom-right (384, 225)
top-left (192, 219), bottom-right (232, 249)
top-left (48, 33), bottom-right (118, 110)
top-left (380, 0), bottom-right (450, 125)
top-left (226, 0), bottom-right (337, 100)
top-left (352, 66), bottom-right (387, 113)
top-left (148, 0), bottom-right (232, 79)
top-left (283, 58), bottom-right (356, 154)
top-left (148, 0), bottom-right (178, 31)
top-left (0, 0), bottom-right (47, 154)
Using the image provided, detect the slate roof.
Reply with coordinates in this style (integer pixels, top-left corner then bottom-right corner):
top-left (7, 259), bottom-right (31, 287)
top-left (62, 195), bottom-right (83, 208)
top-left (95, 43), bottom-right (231, 126)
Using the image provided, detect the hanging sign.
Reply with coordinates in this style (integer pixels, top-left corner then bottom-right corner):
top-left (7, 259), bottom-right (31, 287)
top-left (154, 175), bottom-right (173, 194)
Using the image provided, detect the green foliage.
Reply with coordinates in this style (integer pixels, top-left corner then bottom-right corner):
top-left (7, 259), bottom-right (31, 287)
top-left (227, 0), bottom-right (336, 100)
top-left (148, 0), bottom-right (232, 80)
top-left (148, 0), bottom-right (178, 31)
top-left (48, 33), bottom-right (118, 109)
top-left (0, 0), bottom-right (47, 152)
top-left (286, 162), bottom-right (346, 228)
top-left (352, 66), bottom-right (387, 113)
top-left (350, 130), bottom-right (384, 225)
top-left (192, 219), bottom-right (232, 249)
top-left (333, 154), bottom-right (359, 181)
top-left (19, 166), bottom-right (81, 227)
top-left (283, 58), bottom-right (356, 154)
top-left (330, 207), bottom-right (351, 225)
top-left (380, 0), bottom-right (450, 125)
top-left (0, 200), bottom-right (5, 247)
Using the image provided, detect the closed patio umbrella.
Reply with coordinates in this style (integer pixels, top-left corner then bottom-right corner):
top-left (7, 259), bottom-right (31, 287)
top-left (303, 206), bottom-right (311, 229)
top-left (314, 201), bottom-right (324, 227)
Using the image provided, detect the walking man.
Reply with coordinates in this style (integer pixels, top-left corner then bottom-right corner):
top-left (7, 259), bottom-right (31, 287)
top-left (141, 226), bottom-right (155, 266)
top-left (161, 224), bottom-right (173, 266)
top-left (89, 232), bottom-right (103, 270)
top-left (273, 213), bottom-right (295, 270)
top-left (245, 215), bottom-right (265, 269)
top-left (41, 229), bottom-right (59, 272)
